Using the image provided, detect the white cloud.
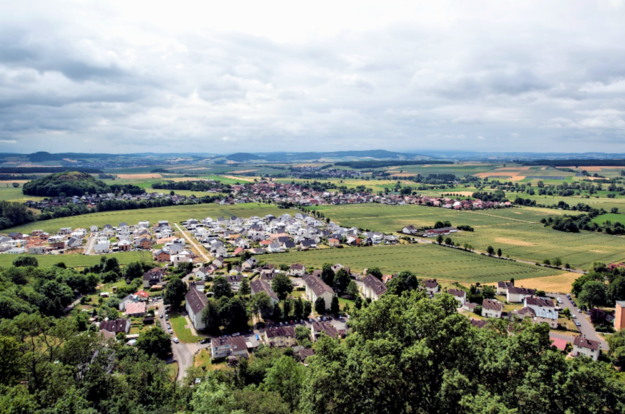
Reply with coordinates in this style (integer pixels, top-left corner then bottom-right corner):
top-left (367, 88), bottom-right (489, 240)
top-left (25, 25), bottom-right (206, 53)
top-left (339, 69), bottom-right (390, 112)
top-left (0, 0), bottom-right (625, 152)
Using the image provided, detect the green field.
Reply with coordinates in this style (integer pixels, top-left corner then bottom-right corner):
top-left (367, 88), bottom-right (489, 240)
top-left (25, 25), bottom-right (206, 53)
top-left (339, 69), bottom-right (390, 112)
top-left (1, 203), bottom-right (297, 234)
top-left (265, 243), bottom-right (561, 283)
top-left (310, 204), bottom-right (625, 269)
top-left (592, 213), bottom-right (625, 226)
top-left (0, 251), bottom-right (149, 268)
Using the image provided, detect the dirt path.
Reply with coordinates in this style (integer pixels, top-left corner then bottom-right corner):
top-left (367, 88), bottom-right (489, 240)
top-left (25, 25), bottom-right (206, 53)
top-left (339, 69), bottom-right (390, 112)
top-left (174, 223), bottom-right (211, 262)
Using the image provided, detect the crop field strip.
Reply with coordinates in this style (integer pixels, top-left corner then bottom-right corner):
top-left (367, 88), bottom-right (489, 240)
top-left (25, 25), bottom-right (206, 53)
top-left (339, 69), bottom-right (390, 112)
top-left (312, 204), bottom-right (625, 268)
top-left (0, 251), bottom-right (147, 268)
top-left (267, 243), bottom-right (561, 283)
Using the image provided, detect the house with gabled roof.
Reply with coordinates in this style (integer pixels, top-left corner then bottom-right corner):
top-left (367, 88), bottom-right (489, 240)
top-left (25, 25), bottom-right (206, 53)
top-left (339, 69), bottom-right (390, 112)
top-left (302, 274), bottom-right (334, 309)
top-left (482, 299), bottom-right (503, 318)
top-left (507, 287), bottom-right (535, 303)
top-left (573, 336), bottom-right (601, 360)
top-left (448, 288), bottom-right (466, 307)
top-left (185, 286), bottom-right (208, 330)
top-left (250, 279), bottom-right (279, 303)
top-left (360, 275), bottom-right (387, 301)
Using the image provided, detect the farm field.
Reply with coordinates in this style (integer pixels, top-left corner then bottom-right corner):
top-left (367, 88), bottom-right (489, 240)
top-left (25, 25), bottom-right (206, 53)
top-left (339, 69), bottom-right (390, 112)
top-left (591, 213), bottom-right (625, 226)
top-left (1, 203), bottom-right (297, 234)
top-left (310, 204), bottom-right (625, 269)
top-left (266, 243), bottom-right (561, 283)
top-left (0, 251), bottom-right (148, 268)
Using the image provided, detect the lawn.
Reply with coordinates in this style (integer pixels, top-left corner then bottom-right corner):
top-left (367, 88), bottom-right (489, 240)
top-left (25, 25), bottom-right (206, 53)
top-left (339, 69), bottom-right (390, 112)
top-left (194, 348), bottom-right (229, 371)
top-left (592, 213), bottom-right (625, 226)
top-left (264, 243), bottom-right (562, 283)
top-left (169, 312), bottom-right (207, 343)
top-left (0, 251), bottom-right (149, 268)
top-left (309, 204), bottom-right (625, 269)
top-left (1, 203), bottom-right (298, 234)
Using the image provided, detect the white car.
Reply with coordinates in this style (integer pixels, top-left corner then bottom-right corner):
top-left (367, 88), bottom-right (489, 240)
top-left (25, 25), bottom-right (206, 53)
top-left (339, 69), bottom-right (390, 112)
top-left (172, 337), bottom-right (179, 344)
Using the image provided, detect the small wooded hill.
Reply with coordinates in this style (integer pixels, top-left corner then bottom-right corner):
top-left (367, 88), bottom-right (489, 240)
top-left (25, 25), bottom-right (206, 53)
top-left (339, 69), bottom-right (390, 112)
top-left (22, 172), bottom-right (145, 197)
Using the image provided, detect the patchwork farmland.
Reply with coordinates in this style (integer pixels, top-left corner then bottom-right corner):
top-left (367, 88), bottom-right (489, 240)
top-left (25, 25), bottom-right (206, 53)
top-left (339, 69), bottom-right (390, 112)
top-left (310, 204), bottom-right (625, 269)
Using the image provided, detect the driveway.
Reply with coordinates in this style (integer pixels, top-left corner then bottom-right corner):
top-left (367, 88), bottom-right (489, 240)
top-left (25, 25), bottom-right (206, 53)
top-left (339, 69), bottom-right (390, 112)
top-left (552, 293), bottom-right (609, 351)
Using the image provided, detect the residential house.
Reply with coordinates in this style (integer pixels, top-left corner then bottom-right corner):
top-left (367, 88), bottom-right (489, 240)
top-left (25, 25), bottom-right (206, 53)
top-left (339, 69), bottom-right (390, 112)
top-left (573, 337), bottom-right (601, 361)
top-left (311, 321), bottom-right (338, 341)
top-left (615, 301), bottom-right (625, 331)
top-left (423, 279), bottom-right (439, 295)
top-left (482, 299), bottom-right (503, 318)
top-left (497, 281), bottom-right (514, 295)
top-left (100, 319), bottom-right (131, 335)
top-left (250, 279), bottom-right (279, 303)
top-left (289, 263), bottom-right (306, 277)
top-left (124, 302), bottom-right (146, 317)
top-left (507, 287), bottom-right (535, 303)
top-left (185, 287), bottom-right (208, 331)
top-left (226, 275), bottom-right (243, 292)
top-left (448, 288), bottom-right (466, 307)
top-left (523, 297), bottom-right (558, 328)
top-left (302, 274), bottom-right (334, 310)
top-left (210, 336), bottom-right (249, 359)
top-left (143, 268), bottom-right (165, 289)
top-left (262, 326), bottom-right (296, 347)
top-left (153, 249), bottom-right (170, 263)
top-left (360, 275), bottom-right (387, 301)
top-left (402, 225), bottom-right (418, 235)
top-left (328, 238), bottom-right (341, 247)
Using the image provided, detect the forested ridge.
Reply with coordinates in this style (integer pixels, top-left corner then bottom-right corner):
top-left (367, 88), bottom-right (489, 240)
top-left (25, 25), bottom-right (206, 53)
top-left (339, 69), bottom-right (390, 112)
top-left (23, 172), bottom-right (144, 197)
top-left (0, 261), bottom-right (623, 414)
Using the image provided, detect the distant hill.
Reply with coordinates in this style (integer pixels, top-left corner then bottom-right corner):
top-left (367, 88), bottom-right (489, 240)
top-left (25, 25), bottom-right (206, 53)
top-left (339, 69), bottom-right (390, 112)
top-left (251, 150), bottom-right (431, 162)
top-left (22, 171), bottom-right (145, 197)
top-left (226, 153), bottom-right (262, 162)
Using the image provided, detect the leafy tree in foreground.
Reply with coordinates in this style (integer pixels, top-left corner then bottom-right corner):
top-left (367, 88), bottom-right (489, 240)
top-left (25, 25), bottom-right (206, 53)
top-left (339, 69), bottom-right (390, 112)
top-left (136, 327), bottom-right (172, 359)
top-left (12, 256), bottom-right (38, 268)
top-left (315, 297), bottom-right (326, 315)
top-left (239, 277), bottom-right (251, 296)
top-left (211, 276), bottom-right (233, 299)
top-left (271, 274), bottom-right (293, 301)
top-left (578, 281), bottom-right (607, 309)
top-left (164, 276), bottom-right (188, 309)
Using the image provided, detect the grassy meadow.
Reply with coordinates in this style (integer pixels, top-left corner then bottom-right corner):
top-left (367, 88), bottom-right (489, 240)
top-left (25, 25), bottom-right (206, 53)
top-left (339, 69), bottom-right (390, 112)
top-left (0, 251), bottom-right (149, 268)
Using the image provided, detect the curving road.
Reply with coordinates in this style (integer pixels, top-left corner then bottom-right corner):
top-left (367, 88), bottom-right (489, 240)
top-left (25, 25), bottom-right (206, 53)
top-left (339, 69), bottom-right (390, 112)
top-left (552, 293), bottom-right (609, 351)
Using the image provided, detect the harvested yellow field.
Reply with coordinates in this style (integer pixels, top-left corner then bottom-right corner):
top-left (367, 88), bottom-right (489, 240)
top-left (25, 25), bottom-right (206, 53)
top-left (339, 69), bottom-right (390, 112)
top-left (512, 273), bottom-right (577, 294)
top-left (117, 173), bottom-right (163, 179)
top-left (230, 169), bottom-right (258, 174)
top-left (222, 175), bottom-right (255, 182)
top-left (495, 166), bottom-right (530, 171)
top-left (495, 238), bottom-right (534, 247)
top-left (390, 173), bottom-right (418, 177)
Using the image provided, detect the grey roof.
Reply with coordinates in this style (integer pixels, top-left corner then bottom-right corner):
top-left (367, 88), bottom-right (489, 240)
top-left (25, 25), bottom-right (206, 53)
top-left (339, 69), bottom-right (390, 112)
top-left (250, 279), bottom-right (279, 302)
top-left (482, 299), bottom-right (502, 312)
top-left (525, 297), bottom-right (555, 308)
top-left (448, 288), bottom-right (466, 298)
top-left (185, 288), bottom-right (208, 315)
top-left (302, 274), bottom-right (334, 296)
top-left (508, 287), bottom-right (535, 295)
top-left (100, 319), bottom-right (130, 334)
top-left (363, 275), bottom-right (387, 296)
top-left (265, 326), bottom-right (296, 338)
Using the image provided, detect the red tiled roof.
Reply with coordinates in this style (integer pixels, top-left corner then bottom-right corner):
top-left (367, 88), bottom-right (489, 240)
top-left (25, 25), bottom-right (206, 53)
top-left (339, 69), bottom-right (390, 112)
top-left (550, 336), bottom-right (568, 351)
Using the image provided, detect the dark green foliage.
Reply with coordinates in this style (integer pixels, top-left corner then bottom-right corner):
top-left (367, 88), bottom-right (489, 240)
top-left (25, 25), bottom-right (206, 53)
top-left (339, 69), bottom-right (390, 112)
top-left (0, 201), bottom-right (35, 230)
top-left (136, 327), bottom-right (172, 359)
top-left (23, 171), bottom-right (144, 197)
top-left (164, 276), bottom-right (188, 308)
top-left (12, 256), bottom-right (38, 268)
top-left (315, 297), bottom-right (326, 315)
top-left (330, 296), bottom-right (340, 314)
top-left (321, 263), bottom-right (335, 286)
top-left (211, 276), bottom-right (234, 299)
top-left (333, 268), bottom-right (351, 295)
top-left (271, 274), bottom-right (293, 300)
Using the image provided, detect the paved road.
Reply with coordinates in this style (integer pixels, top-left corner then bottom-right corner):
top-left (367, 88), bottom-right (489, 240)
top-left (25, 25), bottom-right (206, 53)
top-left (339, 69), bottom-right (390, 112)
top-left (84, 232), bottom-right (98, 255)
top-left (174, 223), bottom-right (211, 263)
top-left (156, 302), bottom-right (196, 381)
top-left (552, 293), bottom-right (609, 351)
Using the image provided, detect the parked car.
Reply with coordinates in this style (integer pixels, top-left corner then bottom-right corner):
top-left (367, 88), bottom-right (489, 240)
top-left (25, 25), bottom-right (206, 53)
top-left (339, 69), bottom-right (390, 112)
top-left (574, 321), bottom-right (581, 327)
top-left (172, 337), bottom-right (179, 344)
top-left (255, 334), bottom-right (259, 341)
top-left (159, 314), bottom-right (163, 319)
top-left (232, 332), bottom-right (240, 337)
top-left (199, 338), bottom-right (209, 344)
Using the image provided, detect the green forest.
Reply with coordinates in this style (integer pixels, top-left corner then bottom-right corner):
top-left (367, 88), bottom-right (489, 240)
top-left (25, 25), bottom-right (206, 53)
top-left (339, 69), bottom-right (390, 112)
top-left (0, 258), bottom-right (623, 413)
top-left (23, 172), bottom-right (145, 197)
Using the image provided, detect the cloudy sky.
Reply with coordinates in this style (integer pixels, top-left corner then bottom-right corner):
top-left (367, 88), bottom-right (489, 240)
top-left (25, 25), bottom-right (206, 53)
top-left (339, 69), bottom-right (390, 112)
top-left (1, 0), bottom-right (625, 154)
